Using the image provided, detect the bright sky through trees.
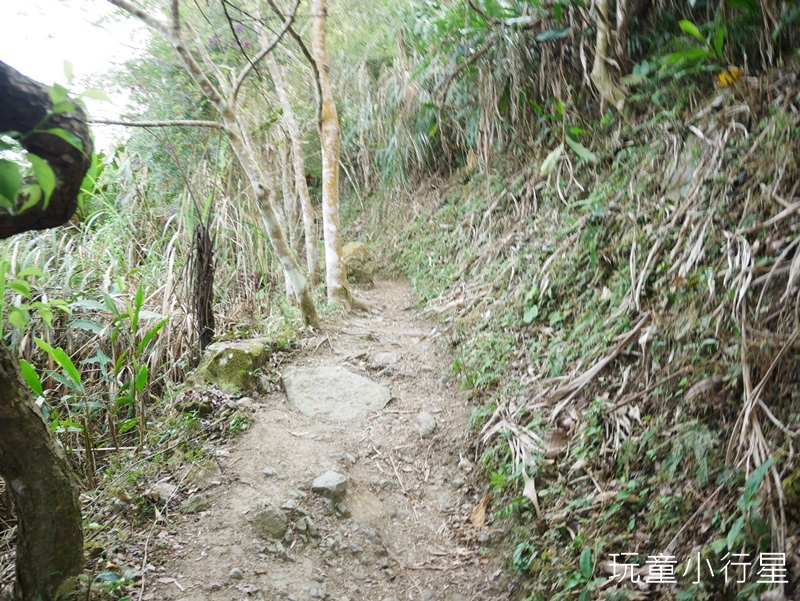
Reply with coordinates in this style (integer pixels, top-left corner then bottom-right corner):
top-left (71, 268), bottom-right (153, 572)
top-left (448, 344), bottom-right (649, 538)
top-left (0, 0), bottom-right (148, 149)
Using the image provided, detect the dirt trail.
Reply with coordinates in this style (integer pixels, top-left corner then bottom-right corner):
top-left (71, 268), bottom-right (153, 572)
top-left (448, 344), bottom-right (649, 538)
top-left (146, 280), bottom-right (508, 601)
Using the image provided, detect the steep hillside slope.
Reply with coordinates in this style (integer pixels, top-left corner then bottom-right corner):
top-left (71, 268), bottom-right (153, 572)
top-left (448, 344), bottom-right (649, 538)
top-left (355, 66), bottom-right (800, 600)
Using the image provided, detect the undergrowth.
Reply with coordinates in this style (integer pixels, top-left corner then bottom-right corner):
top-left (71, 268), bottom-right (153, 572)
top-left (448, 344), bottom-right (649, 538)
top-left (361, 61), bottom-right (800, 599)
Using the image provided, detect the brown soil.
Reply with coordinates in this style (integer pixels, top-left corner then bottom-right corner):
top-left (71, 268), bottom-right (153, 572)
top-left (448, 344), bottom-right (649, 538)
top-left (143, 279), bottom-right (511, 601)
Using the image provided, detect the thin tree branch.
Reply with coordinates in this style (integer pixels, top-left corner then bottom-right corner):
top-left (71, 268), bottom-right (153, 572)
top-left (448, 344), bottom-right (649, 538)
top-left (221, 0), bottom-right (258, 83)
top-left (231, 0), bottom-right (300, 104)
top-left (264, 0), bottom-right (322, 128)
top-left (91, 118), bottom-right (223, 129)
top-left (107, 0), bottom-right (168, 34)
top-left (186, 18), bottom-right (230, 95)
top-left (108, 0), bottom-right (227, 110)
top-left (440, 31), bottom-right (500, 102)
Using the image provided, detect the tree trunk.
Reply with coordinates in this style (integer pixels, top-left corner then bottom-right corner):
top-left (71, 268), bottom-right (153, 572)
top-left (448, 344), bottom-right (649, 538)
top-left (277, 136), bottom-right (300, 257)
top-left (0, 59), bottom-right (89, 601)
top-left (0, 345), bottom-right (84, 601)
top-left (591, 0), bottom-right (627, 114)
top-left (222, 111), bottom-right (319, 326)
top-left (266, 53), bottom-right (320, 285)
top-left (311, 0), bottom-right (351, 304)
top-left (265, 144), bottom-right (297, 303)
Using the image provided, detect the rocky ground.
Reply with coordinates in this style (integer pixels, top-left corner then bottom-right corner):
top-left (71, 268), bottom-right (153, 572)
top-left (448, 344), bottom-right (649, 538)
top-left (143, 280), bottom-right (511, 601)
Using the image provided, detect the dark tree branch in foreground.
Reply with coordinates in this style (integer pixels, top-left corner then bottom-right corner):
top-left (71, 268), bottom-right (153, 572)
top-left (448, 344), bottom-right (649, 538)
top-left (0, 61), bottom-right (93, 238)
top-left (0, 59), bottom-right (86, 601)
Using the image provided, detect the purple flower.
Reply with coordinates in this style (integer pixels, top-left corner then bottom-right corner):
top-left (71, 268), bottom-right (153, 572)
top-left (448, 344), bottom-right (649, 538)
top-left (243, 40), bottom-right (250, 47)
top-left (236, 24), bottom-right (243, 33)
top-left (166, 144), bottom-right (173, 151)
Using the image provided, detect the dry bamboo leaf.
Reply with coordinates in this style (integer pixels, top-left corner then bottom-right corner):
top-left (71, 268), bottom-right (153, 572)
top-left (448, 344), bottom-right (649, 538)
top-left (469, 494), bottom-right (490, 529)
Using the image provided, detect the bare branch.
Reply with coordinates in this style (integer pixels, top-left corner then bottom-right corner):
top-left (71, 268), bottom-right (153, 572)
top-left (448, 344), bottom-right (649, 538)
top-left (107, 0), bottom-right (227, 110)
top-left (231, 0), bottom-right (300, 104)
top-left (107, 0), bottom-right (169, 33)
top-left (440, 31), bottom-right (499, 102)
top-left (221, 0), bottom-right (259, 84)
top-left (264, 0), bottom-right (322, 128)
top-left (91, 118), bottom-right (223, 129)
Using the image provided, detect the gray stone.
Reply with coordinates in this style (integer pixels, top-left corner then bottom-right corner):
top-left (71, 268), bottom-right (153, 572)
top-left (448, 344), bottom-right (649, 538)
top-left (281, 499), bottom-right (300, 512)
top-left (189, 462), bottom-right (222, 488)
top-left (312, 471), bottom-right (348, 498)
top-left (417, 411), bottom-right (437, 437)
top-left (253, 502), bottom-right (289, 539)
top-left (146, 481), bottom-right (177, 502)
top-left (283, 366), bottom-right (390, 422)
top-left (238, 396), bottom-right (255, 410)
top-left (180, 494), bottom-right (208, 514)
top-left (229, 567), bottom-right (244, 580)
top-left (262, 466), bottom-right (278, 478)
top-left (373, 351), bottom-right (401, 366)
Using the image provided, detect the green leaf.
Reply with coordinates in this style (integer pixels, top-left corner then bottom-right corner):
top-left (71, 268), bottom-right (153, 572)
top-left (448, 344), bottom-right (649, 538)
top-left (523, 305), bottom-right (539, 324)
top-left (103, 292), bottom-right (122, 318)
top-left (63, 60), bottom-right (74, 85)
top-left (47, 83), bottom-right (69, 106)
top-left (135, 364), bottom-right (148, 393)
top-left (714, 26), bottom-right (725, 58)
top-left (540, 143), bottom-right (563, 176)
top-left (18, 183), bottom-right (42, 212)
top-left (114, 350), bottom-right (128, 376)
top-left (70, 298), bottom-right (107, 312)
top-left (665, 46), bottom-right (713, 64)
top-left (580, 548), bottom-right (592, 579)
top-left (565, 136), bottom-right (598, 163)
top-left (36, 307), bottom-right (54, 325)
top-left (42, 128), bottom-right (83, 152)
top-left (565, 571), bottom-right (584, 589)
top-left (132, 284), bottom-right (144, 333)
top-left (8, 308), bottom-right (29, 330)
top-left (34, 338), bottom-right (84, 393)
top-left (50, 101), bottom-right (77, 115)
top-left (19, 359), bottom-right (44, 397)
top-left (95, 571), bottom-right (122, 584)
top-left (27, 154), bottom-right (56, 205)
top-left (727, 515), bottom-right (744, 550)
top-left (118, 417), bottom-right (138, 433)
top-left (0, 159), bottom-right (22, 203)
top-left (16, 266), bottom-right (44, 278)
top-left (70, 319), bottom-right (106, 334)
top-left (536, 27), bottom-right (570, 42)
top-left (78, 88), bottom-right (112, 102)
top-left (8, 279), bottom-right (31, 298)
top-left (679, 20), bottom-right (707, 45)
top-left (138, 317), bottom-right (169, 354)
top-left (741, 457), bottom-right (774, 505)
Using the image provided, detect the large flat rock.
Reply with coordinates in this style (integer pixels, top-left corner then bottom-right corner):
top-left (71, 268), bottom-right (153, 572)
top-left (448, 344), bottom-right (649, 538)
top-left (282, 366), bottom-right (390, 422)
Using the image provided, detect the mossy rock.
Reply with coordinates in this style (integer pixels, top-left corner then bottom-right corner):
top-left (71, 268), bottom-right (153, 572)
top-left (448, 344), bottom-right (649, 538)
top-left (783, 468), bottom-right (800, 520)
top-left (342, 242), bottom-right (374, 286)
top-left (187, 337), bottom-right (283, 394)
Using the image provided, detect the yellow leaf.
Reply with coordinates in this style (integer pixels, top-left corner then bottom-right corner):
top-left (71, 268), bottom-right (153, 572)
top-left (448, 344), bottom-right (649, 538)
top-left (718, 67), bottom-right (741, 88)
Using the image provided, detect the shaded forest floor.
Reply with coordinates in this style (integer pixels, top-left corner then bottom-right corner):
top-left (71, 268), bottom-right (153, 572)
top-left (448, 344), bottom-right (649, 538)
top-left (138, 279), bottom-right (510, 601)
